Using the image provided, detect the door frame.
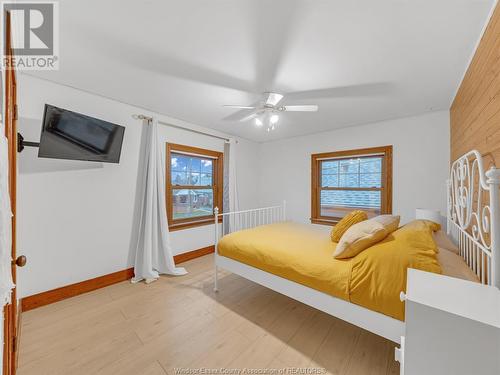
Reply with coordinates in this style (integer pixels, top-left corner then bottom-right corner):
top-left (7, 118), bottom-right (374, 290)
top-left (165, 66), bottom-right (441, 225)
top-left (2, 10), bottom-right (18, 375)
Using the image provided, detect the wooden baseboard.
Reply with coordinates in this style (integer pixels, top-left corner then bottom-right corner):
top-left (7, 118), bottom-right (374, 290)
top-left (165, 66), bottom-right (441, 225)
top-left (21, 245), bottom-right (214, 312)
top-left (21, 268), bottom-right (135, 311)
top-left (173, 245), bottom-right (214, 264)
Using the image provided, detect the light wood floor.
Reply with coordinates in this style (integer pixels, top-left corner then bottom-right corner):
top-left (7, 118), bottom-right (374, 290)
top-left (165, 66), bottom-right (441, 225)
top-left (18, 254), bottom-right (399, 375)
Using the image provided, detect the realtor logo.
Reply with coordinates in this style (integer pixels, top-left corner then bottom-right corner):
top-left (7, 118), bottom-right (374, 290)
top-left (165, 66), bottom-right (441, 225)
top-left (2, 1), bottom-right (59, 70)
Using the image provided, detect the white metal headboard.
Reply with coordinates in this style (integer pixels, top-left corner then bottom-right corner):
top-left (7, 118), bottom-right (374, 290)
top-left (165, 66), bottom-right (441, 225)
top-left (447, 150), bottom-right (500, 288)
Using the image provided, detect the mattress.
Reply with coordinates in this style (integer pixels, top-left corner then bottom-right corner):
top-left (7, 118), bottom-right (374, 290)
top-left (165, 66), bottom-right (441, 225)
top-left (218, 222), bottom-right (351, 300)
top-left (217, 221), bottom-right (474, 320)
top-left (437, 246), bottom-right (480, 282)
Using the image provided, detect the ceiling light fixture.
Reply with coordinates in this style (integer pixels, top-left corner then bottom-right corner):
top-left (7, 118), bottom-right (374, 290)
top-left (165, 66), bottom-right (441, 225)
top-left (223, 92), bottom-right (319, 133)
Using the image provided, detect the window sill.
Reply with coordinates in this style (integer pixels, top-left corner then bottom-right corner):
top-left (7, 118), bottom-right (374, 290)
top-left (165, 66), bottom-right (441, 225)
top-left (169, 217), bottom-right (222, 232)
top-left (310, 218), bottom-right (340, 226)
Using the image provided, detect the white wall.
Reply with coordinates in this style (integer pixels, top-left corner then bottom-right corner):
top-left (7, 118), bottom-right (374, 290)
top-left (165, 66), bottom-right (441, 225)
top-left (258, 111), bottom-right (450, 226)
top-left (16, 74), bottom-right (260, 298)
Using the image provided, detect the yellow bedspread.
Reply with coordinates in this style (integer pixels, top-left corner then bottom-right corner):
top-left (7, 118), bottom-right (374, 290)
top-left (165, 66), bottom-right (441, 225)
top-left (217, 221), bottom-right (441, 320)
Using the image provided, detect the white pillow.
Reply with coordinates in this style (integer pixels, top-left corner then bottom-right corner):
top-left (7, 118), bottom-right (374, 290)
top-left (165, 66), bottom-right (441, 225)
top-left (334, 220), bottom-right (387, 259)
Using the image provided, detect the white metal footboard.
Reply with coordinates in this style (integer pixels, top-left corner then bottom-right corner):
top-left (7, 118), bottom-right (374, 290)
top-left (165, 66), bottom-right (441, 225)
top-left (447, 150), bottom-right (500, 288)
top-left (213, 201), bottom-right (286, 291)
top-left (211, 200), bottom-right (404, 343)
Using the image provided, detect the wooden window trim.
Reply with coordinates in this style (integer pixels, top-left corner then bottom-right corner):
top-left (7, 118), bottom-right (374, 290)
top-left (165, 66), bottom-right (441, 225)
top-left (311, 145), bottom-right (393, 226)
top-left (166, 143), bottom-right (223, 231)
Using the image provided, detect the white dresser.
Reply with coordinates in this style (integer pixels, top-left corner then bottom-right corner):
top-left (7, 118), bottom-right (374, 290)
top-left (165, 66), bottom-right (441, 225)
top-left (397, 269), bottom-right (500, 375)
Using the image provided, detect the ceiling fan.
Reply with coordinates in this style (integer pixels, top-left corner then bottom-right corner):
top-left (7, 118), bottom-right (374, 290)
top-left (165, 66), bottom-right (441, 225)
top-left (223, 92), bottom-right (318, 131)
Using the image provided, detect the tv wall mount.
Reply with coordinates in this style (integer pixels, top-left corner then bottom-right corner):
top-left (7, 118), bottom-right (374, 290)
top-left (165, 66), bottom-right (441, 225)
top-left (17, 133), bottom-right (40, 153)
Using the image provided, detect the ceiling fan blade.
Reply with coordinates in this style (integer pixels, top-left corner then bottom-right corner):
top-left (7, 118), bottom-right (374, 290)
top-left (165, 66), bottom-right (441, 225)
top-left (223, 105), bottom-right (257, 109)
top-left (265, 92), bottom-right (284, 106)
top-left (239, 111), bottom-right (261, 122)
top-left (283, 105), bottom-right (318, 112)
top-left (252, 1), bottom-right (302, 91)
top-left (287, 83), bottom-right (395, 100)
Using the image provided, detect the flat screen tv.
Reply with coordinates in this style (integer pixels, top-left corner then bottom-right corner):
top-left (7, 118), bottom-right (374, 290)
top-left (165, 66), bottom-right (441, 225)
top-left (38, 104), bottom-right (125, 163)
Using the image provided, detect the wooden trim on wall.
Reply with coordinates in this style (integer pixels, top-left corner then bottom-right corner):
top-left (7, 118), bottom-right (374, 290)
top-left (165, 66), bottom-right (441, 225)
top-left (166, 143), bottom-right (223, 231)
top-left (21, 268), bottom-right (135, 311)
top-left (310, 145), bottom-right (393, 225)
top-left (173, 245), bottom-right (215, 264)
top-left (169, 217), bottom-right (222, 232)
top-left (311, 146), bottom-right (392, 160)
top-left (3, 10), bottom-right (19, 375)
top-left (20, 245), bottom-right (215, 312)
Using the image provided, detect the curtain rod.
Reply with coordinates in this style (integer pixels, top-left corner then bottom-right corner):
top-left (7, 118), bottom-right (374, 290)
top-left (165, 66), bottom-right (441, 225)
top-left (133, 114), bottom-right (231, 142)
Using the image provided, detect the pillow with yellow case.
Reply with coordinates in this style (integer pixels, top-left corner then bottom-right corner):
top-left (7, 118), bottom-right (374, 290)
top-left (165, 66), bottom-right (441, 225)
top-left (333, 215), bottom-right (401, 259)
top-left (330, 210), bottom-right (368, 242)
top-left (402, 219), bottom-right (442, 253)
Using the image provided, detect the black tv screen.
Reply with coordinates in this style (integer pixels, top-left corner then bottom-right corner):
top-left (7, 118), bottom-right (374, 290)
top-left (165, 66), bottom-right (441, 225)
top-left (38, 105), bottom-right (125, 163)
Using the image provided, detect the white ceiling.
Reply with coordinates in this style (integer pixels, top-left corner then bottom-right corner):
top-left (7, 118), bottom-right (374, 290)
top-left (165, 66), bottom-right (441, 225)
top-left (28, 0), bottom-right (494, 142)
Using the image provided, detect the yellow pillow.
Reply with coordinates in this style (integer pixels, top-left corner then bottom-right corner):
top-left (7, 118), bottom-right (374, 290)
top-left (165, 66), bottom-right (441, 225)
top-left (330, 210), bottom-right (368, 242)
top-left (402, 219), bottom-right (442, 253)
top-left (401, 219), bottom-right (441, 232)
top-left (334, 219), bottom-right (388, 259)
top-left (371, 214), bottom-right (401, 233)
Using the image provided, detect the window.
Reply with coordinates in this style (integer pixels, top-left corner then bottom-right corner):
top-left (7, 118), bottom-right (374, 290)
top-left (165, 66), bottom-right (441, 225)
top-left (311, 146), bottom-right (392, 225)
top-left (166, 143), bottom-right (223, 231)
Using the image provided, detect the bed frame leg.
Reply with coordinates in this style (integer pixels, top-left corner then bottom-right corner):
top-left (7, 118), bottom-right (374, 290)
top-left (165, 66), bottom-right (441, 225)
top-left (214, 206), bottom-right (219, 293)
top-left (214, 265), bottom-right (219, 293)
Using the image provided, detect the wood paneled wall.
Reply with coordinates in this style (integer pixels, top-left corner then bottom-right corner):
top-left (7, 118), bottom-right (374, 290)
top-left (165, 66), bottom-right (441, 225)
top-left (451, 3), bottom-right (500, 167)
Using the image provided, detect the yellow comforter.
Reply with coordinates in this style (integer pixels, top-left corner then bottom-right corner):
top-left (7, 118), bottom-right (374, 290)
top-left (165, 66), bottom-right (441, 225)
top-left (217, 221), bottom-right (441, 320)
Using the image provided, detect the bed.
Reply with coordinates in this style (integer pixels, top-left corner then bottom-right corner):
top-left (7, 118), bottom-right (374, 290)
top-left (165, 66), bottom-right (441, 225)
top-left (213, 150), bottom-right (500, 344)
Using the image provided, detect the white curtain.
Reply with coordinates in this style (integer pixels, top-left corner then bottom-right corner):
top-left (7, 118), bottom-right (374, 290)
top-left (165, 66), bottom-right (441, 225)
top-left (224, 139), bottom-right (239, 232)
top-left (132, 118), bottom-right (187, 284)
